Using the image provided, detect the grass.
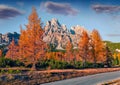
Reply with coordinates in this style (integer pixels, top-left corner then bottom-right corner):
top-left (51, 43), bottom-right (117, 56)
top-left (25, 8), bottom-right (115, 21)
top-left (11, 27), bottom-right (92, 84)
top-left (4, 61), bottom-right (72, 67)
top-left (101, 78), bottom-right (120, 85)
top-left (0, 67), bottom-right (120, 84)
top-left (0, 67), bottom-right (30, 74)
top-left (104, 41), bottom-right (120, 52)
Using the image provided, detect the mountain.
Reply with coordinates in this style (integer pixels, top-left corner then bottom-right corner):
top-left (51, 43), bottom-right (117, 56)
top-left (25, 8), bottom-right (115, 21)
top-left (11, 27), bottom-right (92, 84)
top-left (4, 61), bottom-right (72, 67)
top-left (0, 32), bottom-right (20, 45)
top-left (43, 18), bottom-right (70, 50)
top-left (43, 18), bottom-right (87, 49)
top-left (0, 18), bottom-right (88, 50)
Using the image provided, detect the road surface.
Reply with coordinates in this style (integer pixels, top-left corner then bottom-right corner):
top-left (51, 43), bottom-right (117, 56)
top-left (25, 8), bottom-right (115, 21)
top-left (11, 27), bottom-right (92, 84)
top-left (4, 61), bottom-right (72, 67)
top-left (42, 71), bottom-right (120, 85)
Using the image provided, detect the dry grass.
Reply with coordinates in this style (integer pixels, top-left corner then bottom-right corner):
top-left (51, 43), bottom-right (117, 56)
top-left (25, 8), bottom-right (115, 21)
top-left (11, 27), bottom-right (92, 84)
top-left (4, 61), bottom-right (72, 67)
top-left (0, 67), bottom-right (30, 71)
top-left (0, 67), bottom-right (120, 85)
top-left (101, 78), bottom-right (120, 85)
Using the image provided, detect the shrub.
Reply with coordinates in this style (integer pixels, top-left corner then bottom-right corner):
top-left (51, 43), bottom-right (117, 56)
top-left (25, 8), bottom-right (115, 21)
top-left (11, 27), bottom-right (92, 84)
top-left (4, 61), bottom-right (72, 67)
top-left (0, 69), bottom-right (6, 73)
top-left (14, 60), bottom-right (24, 67)
top-left (85, 62), bottom-right (94, 68)
top-left (36, 60), bottom-right (49, 69)
top-left (0, 57), bottom-right (24, 68)
top-left (72, 61), bottom-right (82, 69)
top-left (36, 59), bottom-right (75, 69)
top-left (7, 69), bottom-right (21, 74)
top-left (113, 57), bottom-right (120, 66)
top-left (96, 63), bottom-right (104, 68)
top-left (47, 60), bottom-right (74, 69)
top-left (0, 57), bottom-right (12, 67)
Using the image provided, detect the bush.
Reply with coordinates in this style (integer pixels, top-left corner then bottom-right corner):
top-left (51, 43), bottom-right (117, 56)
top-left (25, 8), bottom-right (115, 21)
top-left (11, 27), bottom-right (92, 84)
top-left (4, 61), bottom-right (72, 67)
top-left (0, 57), bottom-right (24, 68)
top-left (7, 69), bottom-right (21, 74)
top-left (85, 62), bottom-right (94, 68)
top-left (47, 60), bottom-right (74, 69)
top-left (36, 59), bottom-right (74, 69)
top-left (0, 69), bottom-right (21, 74)
top-left (0, 57), bottom-right (12, 67)
top-left (72, 61), bottom-right (82, 69)
top-left (113, 57), bottom-right (120, 66)
top-left (14, 60), bottom-right (24, 67)
top-left (28, 59), bottom-right (108, 69)
top-left (96, 63), bottom-right (104, 68)
top-left (0, 69), bottom-right (6, 73)
top-left (36, 60), bottom-right (49, 69)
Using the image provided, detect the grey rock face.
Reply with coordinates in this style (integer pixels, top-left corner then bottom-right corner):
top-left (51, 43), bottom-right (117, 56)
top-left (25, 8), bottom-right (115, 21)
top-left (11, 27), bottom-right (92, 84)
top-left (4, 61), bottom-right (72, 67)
top-left (43, 18), bottom-right (70, 50)
top-left (43, 18), bottom-right (87, 49)
top-left (0, 32), bottom-right (20, 45)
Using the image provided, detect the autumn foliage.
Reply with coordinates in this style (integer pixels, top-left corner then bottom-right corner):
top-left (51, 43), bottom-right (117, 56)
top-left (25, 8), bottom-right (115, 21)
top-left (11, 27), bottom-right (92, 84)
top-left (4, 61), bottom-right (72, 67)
top-left (90, 29), bottom-right (106, 66)
top-left (6, 7), bottom-right (47, 70)
top-left (6, 39), bottom-right (19, 60)
top-left (78, 30), bottom-right (89, 67)
top-left (65, 40), bottom-right (73, 62)
top-left (0, 49), bottom-right (2, 57)
top-left (19, 8), bottom-right (47, 70)
top-left (5, 7), bottom-right (113, 70)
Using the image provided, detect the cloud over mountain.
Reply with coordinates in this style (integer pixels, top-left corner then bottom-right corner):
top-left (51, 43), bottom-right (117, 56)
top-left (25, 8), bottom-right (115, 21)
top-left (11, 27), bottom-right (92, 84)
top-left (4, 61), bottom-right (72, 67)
top-left (92, 4), bottom-right (120, 14)
top-left (0, 5), bottom-right (24, 19)
top-left (41, 1), bottom-right (78, 16)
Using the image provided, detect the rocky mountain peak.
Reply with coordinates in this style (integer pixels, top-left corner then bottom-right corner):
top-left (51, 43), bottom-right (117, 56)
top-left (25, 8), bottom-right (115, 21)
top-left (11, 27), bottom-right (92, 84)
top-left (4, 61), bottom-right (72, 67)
top-left (61, 24), bottom-right (67, 31)
top-left (0, 32), bottom-right (20, 45)
top-left (43, 18), bottom-right (89, 50)
top-left (43, 18), bottom-right (70, 50)
top-left (71, 25), bottom-right (86, 34)
top-left (51, 18), bottom-right (61, 27)
top-left (44, 19), bottom-right (89, 50)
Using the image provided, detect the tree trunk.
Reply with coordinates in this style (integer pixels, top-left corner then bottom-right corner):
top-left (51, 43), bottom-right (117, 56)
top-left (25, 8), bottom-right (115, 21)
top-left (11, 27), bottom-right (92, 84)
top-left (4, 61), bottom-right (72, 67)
top-left (93, 50), bottom-right (96, 68)
top-left (31, 62), bottom-right (36, 71)
top-left (93, 57), bottom-right (97, 68)
top-left (82, 58), bottom-right (86, 68)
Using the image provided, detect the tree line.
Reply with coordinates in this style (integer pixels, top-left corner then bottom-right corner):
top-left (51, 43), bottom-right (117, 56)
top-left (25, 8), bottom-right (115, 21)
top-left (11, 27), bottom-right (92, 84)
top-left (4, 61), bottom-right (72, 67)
top-left (1, 7), bottom-right (114, 70)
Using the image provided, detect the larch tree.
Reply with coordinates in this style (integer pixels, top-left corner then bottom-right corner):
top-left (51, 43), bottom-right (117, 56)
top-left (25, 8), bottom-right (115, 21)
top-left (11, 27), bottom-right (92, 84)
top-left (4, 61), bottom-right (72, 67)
top-left (0, 49), bottom-right (2, 57)
top-left (19, 7), bottom-right (47, 70)
top-left (65, 40), bottom-right (73, 62)
top-left (105, 46), bottom-right (113, 67)
top-left (78, 30), bottom-right (89, 67)
top-left (113, 52), bottom-right (120, 65)
top-left (90, 29), bottom-right (106, 67)
top-left (6, 39), bottom-right (19, 60)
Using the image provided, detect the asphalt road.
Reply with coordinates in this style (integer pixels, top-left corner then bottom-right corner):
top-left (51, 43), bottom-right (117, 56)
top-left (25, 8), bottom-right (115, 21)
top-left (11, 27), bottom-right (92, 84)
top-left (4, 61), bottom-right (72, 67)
top-left (42, 71), bottom-right (120, 85)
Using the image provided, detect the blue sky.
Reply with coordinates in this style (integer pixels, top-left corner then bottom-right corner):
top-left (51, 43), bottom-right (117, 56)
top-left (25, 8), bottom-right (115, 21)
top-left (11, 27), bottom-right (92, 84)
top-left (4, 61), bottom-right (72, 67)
top-left (0, 0), bottom-right (120, 42)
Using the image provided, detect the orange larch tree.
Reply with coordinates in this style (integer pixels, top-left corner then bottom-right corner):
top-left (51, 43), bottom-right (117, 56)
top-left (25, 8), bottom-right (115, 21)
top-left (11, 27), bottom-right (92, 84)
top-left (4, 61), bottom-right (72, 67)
top-left (65, 40), bottom-right (73, 62)
top-left (78, 30), bottom-right (89, 67)
top-left (19, 7), bottom-right (47, 70)
top-left (0, 49), bottom-right (2, 57)
top-left (6, 39), bottom-right (19, 60)
top-left (90, 29), bottom-right (106, 67)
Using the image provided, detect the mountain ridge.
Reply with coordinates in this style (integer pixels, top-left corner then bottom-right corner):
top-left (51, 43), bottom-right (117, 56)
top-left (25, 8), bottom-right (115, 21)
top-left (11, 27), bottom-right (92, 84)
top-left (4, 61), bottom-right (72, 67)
top-left (0, 18), bottom-right (93, 50)
top-left (43, 18), bottom-right (88, 49)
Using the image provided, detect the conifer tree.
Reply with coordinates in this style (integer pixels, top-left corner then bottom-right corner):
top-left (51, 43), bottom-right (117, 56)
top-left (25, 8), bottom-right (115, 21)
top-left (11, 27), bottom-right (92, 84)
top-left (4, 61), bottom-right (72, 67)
top-left (19, 7), bottom-right (46, 70)
top-left (6, 39), bottom-right (19, 60)
top-left (90, 29), bottom-right (106, 67)
top-left (78, 30), bottom-right (89, 67)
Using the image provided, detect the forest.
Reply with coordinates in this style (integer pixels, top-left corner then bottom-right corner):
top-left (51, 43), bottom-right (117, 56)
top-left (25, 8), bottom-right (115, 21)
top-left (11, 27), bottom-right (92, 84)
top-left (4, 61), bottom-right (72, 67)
top-left (0, 7), bottom-right (120, 71)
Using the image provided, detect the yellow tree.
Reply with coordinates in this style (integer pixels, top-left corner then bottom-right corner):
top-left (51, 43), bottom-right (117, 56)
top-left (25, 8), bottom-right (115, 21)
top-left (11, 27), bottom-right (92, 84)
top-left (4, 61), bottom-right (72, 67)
top-left (78, 30), bottom-right (89, 67)
top-left (19, 7), bottom-right (47, 70)
top-left (90, 29), bottom-right (106, 67)
top-left (113, 52), bottom-right (120, 65)
top-left (6, 39), bottom-right (19, 60)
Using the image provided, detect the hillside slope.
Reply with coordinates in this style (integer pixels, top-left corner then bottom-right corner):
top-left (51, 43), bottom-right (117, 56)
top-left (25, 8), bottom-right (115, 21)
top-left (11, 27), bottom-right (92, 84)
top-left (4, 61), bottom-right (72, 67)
top-left (104, 41), bottom-right (120, 52)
